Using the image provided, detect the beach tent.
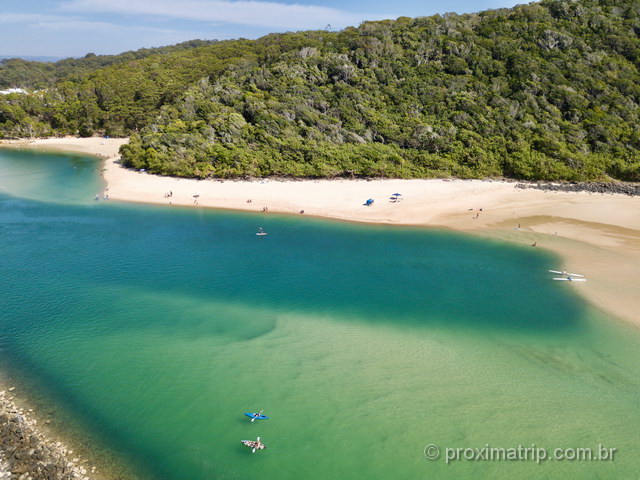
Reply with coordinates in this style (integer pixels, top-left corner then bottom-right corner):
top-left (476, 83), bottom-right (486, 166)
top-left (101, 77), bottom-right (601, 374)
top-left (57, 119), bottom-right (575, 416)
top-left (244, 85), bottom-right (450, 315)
top-left (365, 198), bottom-right (374, 206)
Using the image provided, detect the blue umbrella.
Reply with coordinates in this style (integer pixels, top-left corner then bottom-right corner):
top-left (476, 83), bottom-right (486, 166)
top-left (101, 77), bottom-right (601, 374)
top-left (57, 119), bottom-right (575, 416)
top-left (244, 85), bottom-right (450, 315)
top-left (392, 193), bottom-right (402, 196)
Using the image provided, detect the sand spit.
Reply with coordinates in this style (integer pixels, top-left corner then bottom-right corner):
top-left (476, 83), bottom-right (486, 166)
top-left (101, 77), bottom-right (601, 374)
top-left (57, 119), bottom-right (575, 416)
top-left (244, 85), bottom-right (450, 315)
top-left (0, 138), bottom-right (127, 160)
top-left (4, 137), bottom-right (640, 328)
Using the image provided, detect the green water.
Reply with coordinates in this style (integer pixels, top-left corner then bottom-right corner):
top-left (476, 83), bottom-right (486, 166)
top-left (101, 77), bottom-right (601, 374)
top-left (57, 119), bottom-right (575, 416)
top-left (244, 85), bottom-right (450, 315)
top-left (0, 149), bottom-right (639, 479)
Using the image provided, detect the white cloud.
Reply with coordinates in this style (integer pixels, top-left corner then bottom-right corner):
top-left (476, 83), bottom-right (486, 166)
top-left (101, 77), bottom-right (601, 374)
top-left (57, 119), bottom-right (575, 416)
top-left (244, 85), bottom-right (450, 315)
top-left (0, 13), bottom-right (68, 24)
top-left (33, 20), bottom-right (125, 32)
top-left (60, 0), bottom-right (383, 29)
top-left (32, 20), bottom-right (184, 34)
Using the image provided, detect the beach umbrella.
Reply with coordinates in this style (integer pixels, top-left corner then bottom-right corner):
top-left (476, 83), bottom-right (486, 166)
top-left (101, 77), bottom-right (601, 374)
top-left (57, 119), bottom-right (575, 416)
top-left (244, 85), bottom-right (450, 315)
top-left (392, 193), bottom-right (402, 196)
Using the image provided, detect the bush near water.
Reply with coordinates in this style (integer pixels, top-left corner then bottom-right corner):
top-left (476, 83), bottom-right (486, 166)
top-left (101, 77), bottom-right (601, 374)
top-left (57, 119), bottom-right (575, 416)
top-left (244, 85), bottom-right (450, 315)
top-left (1, 0), bottom-right (640, 181)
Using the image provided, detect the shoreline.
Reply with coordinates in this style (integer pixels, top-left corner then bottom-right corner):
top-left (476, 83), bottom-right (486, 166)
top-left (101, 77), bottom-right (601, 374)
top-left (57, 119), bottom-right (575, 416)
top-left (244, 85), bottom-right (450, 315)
top-left (0, 383), bottom-right (107, 480)
top-left (1, 136), bottom-right (639, 479)
top-left (3, 137), bottom-right (639, 328)
top-left (0, 137), bottom-right (132, 480)
top-left (0, 361), bottom-right (140, 480)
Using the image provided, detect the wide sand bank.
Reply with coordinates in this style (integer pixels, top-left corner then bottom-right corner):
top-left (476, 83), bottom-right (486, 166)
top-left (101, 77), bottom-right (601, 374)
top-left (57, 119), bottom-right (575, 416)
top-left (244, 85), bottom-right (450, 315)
top-left (5, 137), bottom-right (640, 327)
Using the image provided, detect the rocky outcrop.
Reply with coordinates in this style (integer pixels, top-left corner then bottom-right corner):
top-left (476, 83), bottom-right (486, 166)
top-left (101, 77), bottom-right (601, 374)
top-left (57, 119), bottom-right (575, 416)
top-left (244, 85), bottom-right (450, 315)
top-left (515, 181), bottom-right (640, 197)
top-left (0, 389), bottom-right (101, 480)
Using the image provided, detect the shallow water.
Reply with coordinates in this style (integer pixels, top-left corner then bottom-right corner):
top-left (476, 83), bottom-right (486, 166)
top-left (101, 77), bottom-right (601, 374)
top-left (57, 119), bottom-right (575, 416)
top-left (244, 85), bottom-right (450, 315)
top-left (0, 149), bottom-right (639, 479)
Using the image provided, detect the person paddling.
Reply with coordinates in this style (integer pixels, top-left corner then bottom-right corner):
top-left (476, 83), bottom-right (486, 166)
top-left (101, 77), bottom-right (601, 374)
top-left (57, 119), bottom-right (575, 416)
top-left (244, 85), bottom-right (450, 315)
top-left (242, 437), bottom-right (266, 453)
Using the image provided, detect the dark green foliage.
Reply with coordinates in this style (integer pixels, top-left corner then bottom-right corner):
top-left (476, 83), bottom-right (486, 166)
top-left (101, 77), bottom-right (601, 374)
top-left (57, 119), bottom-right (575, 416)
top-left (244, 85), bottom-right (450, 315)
top-left (0, 40), bottom-right (219, 89)
top-left (3, 0), bottom-right (640, 181)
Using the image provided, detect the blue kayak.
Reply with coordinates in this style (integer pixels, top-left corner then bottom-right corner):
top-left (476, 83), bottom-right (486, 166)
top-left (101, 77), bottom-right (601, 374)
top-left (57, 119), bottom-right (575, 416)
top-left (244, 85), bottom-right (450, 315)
top-left (245, 412), bottom-right (269, 421)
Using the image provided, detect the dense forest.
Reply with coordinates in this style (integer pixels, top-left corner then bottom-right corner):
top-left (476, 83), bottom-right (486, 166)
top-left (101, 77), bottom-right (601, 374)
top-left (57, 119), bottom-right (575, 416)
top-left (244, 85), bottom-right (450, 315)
top-left (1, 0), bottom-right (640, 181)
top-left (0, 40), bottom-right (219, 89)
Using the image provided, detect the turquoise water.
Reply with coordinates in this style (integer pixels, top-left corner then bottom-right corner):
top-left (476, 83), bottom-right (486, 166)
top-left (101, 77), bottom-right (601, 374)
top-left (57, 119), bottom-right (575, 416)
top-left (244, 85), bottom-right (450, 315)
top-left (0, 148), bottom-right (104, 204)
top-left (1, 149), bottom-right (639, 479)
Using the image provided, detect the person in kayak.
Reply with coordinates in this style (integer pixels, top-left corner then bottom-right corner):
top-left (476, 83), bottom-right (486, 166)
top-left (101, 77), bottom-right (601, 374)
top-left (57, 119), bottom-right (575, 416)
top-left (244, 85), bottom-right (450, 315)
top-left (242, 437), bottom-right (266, 452)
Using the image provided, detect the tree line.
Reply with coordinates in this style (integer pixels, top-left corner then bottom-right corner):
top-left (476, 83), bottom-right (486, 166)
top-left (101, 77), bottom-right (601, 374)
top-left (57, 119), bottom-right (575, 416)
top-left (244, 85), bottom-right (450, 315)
top-left (1, 0), bottom-right (640, 181)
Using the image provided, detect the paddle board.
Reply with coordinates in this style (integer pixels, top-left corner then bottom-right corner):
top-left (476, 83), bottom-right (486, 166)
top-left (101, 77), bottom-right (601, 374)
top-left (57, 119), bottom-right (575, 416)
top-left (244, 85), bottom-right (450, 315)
top-left (549, 270), bottom-right (584, 277)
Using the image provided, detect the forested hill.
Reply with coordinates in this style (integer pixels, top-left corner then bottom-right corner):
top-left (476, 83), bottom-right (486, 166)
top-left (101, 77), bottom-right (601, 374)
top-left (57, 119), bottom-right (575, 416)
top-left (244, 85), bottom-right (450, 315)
top-left (2, 0), bottom-right (640, 181)
top-left (0, 40), bottom-right (219, 89)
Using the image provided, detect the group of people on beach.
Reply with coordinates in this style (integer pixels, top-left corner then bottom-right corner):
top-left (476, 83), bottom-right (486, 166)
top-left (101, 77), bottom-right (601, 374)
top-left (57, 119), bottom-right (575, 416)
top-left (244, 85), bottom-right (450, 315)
top-left (95, 188), bottom-right (109, 201)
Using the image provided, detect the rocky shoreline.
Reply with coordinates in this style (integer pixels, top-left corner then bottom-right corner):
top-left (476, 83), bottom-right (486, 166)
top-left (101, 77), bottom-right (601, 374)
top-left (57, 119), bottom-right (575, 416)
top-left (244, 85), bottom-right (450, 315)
top-left (0, 388), bottom-right (103, 480)
top-left (515, 181), bottom-right (640, 196)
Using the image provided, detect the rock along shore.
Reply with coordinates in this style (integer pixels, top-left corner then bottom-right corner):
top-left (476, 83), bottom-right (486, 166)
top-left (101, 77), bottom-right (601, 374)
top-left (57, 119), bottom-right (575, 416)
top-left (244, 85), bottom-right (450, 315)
top-left (515, 181), bottom-right (640, 196)
top-left (0, 388), bottom-right (103, 480)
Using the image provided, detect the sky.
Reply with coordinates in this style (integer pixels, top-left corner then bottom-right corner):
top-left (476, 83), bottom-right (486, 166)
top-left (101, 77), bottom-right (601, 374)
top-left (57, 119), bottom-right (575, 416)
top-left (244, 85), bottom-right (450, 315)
top-left (1, 0), bottom-right (522, 58)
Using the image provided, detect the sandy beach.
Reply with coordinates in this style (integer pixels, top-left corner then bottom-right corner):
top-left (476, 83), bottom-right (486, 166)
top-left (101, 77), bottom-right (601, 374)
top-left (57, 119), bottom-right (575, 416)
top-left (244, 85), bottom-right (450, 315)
top-left (4, 137), bottom-right (640, 327)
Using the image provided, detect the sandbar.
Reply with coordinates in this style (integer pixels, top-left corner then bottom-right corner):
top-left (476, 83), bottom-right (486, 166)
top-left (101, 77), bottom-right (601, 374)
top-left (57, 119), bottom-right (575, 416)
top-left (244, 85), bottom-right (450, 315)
top-left (4, 137), bottom-right (640, 327)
